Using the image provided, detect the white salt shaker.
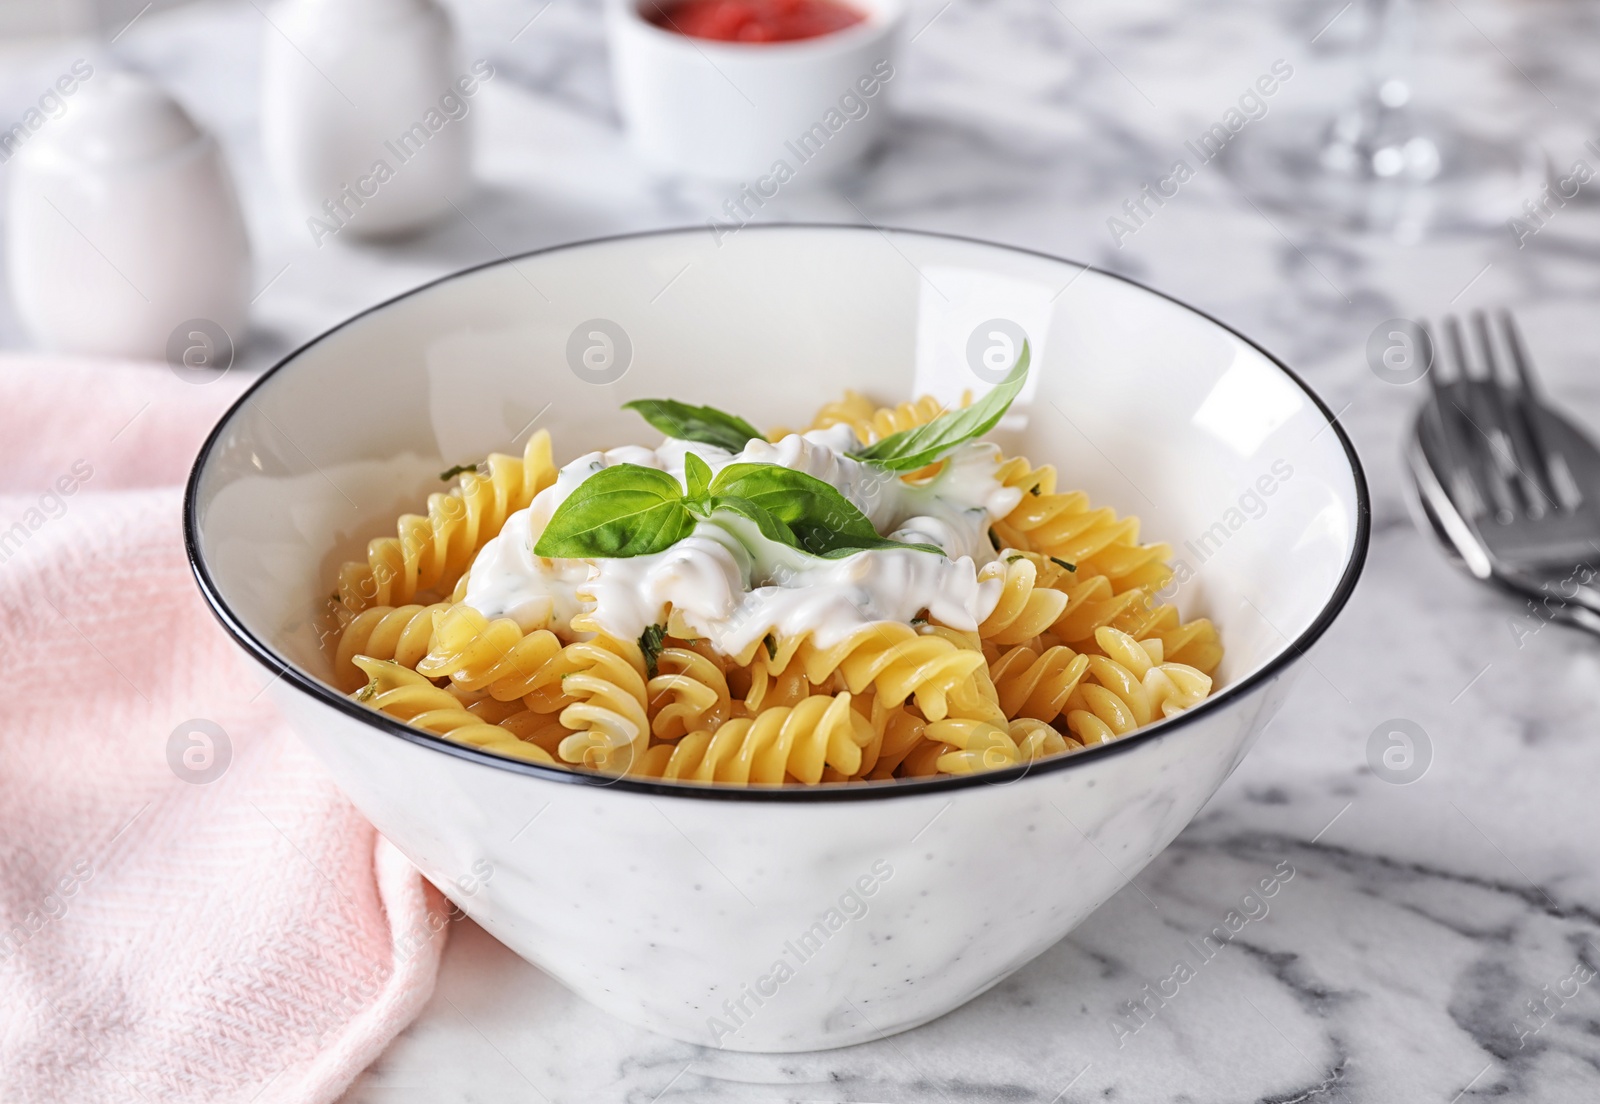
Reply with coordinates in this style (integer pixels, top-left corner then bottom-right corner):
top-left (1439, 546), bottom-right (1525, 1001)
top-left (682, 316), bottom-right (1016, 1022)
top-left (261, 0), bottom-right (473, 244)
top-left (6, 70), bottom-right (251, 361)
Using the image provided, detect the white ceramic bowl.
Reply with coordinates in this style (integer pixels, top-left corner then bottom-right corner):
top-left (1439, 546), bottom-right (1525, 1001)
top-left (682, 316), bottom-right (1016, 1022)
top-left (606, 0), bottom-right (903, 181)
top-left (185, 226), bottom-right (1368, 1052)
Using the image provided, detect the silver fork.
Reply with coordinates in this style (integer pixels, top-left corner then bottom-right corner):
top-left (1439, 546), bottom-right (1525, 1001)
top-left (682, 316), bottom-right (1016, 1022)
top-left (1420, 309), bottom-right (1600, 581)
top-left (1407, 435), bottom-right (1600, 636)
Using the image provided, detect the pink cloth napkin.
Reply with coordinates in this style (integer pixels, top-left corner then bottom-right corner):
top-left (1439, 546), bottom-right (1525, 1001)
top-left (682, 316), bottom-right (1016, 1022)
top-left (0, 355), bottom-right (447, 1103)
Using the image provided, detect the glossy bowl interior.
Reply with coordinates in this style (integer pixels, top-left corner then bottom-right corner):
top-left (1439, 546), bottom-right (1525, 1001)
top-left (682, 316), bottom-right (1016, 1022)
top-left (186, 225), bottom-right (1368, 1050)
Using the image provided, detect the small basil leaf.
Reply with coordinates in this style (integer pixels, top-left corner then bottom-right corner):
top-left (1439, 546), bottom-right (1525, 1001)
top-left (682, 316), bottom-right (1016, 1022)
top-left (711, 463), bottom-right (877, 539)
top-left (711, 495), bottom-right (803, 550)
top-left (851, 342), bottom-right (1030, 471)
top-left (639, 623), bottom-right (666, 679)
top-left (624, 399), bottom-right (764, 453)
top-left (683, 452), bottom-right (713, 503)
top-left (713, 464), bottom-right (943, 558)
top-left (803, 528), bottom-right (944, 559)
top-left (533, 464), bottom-right (694, 558)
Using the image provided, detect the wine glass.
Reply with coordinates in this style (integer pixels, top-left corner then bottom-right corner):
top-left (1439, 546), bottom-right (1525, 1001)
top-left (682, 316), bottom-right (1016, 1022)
top-left (1224, 0), bottom-right (1543, 242)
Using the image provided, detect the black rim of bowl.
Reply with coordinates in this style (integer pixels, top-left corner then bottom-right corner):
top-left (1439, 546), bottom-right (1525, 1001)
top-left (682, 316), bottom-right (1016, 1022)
top-left (183, 223), bottom-right (1371, 803)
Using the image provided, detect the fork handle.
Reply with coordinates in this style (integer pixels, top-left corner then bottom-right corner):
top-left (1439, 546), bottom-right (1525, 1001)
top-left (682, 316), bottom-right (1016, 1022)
top-left (1510, 568), bottom-right (1600, 618)
top-left (1538, 594), bottom-right (1600, 639)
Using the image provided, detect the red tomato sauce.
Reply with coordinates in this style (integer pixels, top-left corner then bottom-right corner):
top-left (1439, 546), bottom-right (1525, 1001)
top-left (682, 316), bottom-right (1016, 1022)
top-left (647, 0), bottom-right (867, 43)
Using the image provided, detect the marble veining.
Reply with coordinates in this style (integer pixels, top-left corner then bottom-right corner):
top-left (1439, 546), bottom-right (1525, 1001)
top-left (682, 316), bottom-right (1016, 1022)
top-left (6, 0), bottom-right (1600, 1099)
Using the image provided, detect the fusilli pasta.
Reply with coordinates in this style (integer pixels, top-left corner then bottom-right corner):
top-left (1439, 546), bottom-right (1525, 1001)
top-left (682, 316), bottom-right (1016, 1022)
top-left (335, 389), bottom-right (1222, 786)
top-left (352, 656), bottom-right (557, 765)
top-left (336, 430), bottom-right (557, 613)
top-left (636, 693), bottom-right (874, 785)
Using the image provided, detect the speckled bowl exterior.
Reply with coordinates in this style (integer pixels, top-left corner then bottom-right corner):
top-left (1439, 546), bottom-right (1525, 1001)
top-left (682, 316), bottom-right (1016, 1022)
top-left (186, 226), bottom-right (1368, 1051)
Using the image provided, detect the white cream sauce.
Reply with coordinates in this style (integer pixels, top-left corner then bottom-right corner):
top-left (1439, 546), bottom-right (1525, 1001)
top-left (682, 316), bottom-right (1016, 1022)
top-left (461, 424), bottom-right (1023, 656)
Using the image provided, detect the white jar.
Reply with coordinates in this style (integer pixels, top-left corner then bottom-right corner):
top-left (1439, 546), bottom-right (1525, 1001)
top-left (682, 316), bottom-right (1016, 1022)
top-left (261, 0), bottom-right (474, 244)
top-left (6, 69), bottom-right (252, 362)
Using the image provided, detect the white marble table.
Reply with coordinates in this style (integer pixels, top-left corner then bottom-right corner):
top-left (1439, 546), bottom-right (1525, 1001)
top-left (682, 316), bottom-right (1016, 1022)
top-left (8, 0), bottom-right (1600, 1100)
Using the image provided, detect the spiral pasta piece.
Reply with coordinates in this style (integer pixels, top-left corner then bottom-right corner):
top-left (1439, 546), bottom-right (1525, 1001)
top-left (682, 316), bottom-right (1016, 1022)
top-left (992, 458), bottom-right (1173, 593)
top-left (988, 643), bottom-right (1091, 721)
top-left (648, 647), bottom-right (734, 739)
top-left (498, 710), bottom-right (572, 758)
top-left (333, 602), bottom-right (447, 692)
top-left (636, 693), bottom-right (873, 785)
top-left (805, 390), bottom-right (963, 445)
top-left (863, 706), bottom-right (931, 779)
top-left (800, 622), bottom-right (988, 721)
top-left (798, 391), bottom-right (874, 439)
top-left (416, 604), bottom-right (565, 700)
top-left (978, 555), bottom-right (1070, 646)
top-left (337, 430), bottom-right (557, 613)
top-left (551, 638), bottom-right (652, 773)
top-left (1064, 627), bottom-right (1212, 746)
top-left (991, 551), bottom-right (1200, 664)
top-left (351, 656), bottom-right (556, 765)
top-left (742, 651), bottom-right (844, 712)
top-left (922, 717), bottom-right (1078, 774)
top-left (1129, 603), bottom-right (1225, 676)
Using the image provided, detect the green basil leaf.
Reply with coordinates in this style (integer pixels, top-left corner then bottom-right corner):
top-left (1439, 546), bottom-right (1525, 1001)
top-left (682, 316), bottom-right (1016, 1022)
top-left (709, 463), bottom-right (865, 531)
top-left (801, 527), bottom-right (945, 559)
top-left (851, 342), bottom-right (1030, 471)
top-left (624, 399), bottom-right (764, 453)
top-left (712, 495), bottom-right (804, 550)
top-left (533, 464), bottom-right (694, 558)
top-left (712, 464), bottom-right (942, 558)
top-left (683, 452), bottom-right (713, 503)
top-left (638, 623), bottom-right (666, 679)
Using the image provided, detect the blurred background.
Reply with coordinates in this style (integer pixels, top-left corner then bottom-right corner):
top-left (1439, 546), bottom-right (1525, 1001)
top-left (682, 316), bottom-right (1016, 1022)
top-left (2, 0), bottom-right (1593, 379)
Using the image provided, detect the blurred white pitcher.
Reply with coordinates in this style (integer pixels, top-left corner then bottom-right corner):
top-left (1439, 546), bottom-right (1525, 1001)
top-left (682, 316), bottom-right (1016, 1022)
top-left (5, 68), bottom-right (251, 362)
top-left (261, 0), bottom-right (478, 245)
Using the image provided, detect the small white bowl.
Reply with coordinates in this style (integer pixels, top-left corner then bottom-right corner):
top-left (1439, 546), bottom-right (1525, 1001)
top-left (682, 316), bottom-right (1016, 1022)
top-left (186, 226), bottom-right (1368, 1052)
top-left (606, 0), bottom-right (903, 182)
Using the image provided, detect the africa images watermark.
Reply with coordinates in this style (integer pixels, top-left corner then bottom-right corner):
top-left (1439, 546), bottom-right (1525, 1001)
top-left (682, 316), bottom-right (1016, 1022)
top-left (0, 459), bottom-right (95, 567)
top-left (0, 59), bottom-right (95, 164)
top-left (707, 59), bottom-right (896, 248)
top-left (706, 858), bottom-right (894, 1045)
top-left (1507, 556), bottom-right (1600, 649)
top-left (1507, 138), bottom-right (1600, 249)
top-left (1512, 953), bottom-right (1597, 1049)
top-left (307, 59), bottom-right (496, 247)
top-left (1156, 458), bottom-right (1294, 601)
top-left (1107, 58), bottom-right (1295, 248)
top-left (0, 857), bottom-right (95, 963)
top-left (1110, 859), bottom-right (1296, 1047)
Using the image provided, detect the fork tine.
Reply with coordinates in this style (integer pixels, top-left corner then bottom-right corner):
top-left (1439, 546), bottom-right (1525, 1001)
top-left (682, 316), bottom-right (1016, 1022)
top-left (1474, 310), bottom-right (1558, 517)
top-left (1423, 317), bottom-right (1484, 511)
top-left (1423, 319), bottom-right (1474, 489)
top-left (1498, 309), bottom-right (1566, 508)
top-left (1443, 314), bottom-right (1518, 523)
top-left (1500, 309), bottom-right (1544, 400)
